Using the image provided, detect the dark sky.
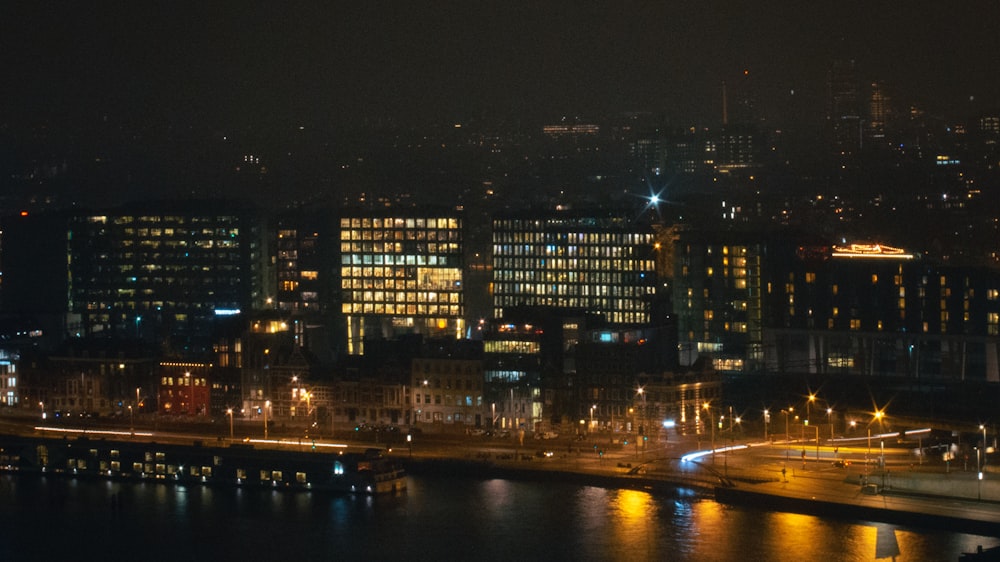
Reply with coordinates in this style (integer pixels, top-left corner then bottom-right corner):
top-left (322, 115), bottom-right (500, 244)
top-left (3, 1), bottom-right (999, 132)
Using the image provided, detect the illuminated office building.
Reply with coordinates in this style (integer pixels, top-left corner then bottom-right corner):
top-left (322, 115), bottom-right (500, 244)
top-left (491, 212), bottom-right (658, 325)
top-left (66, 201), bottom-right (268, 346)
top-left (339, 209), bottom-right (465, 355)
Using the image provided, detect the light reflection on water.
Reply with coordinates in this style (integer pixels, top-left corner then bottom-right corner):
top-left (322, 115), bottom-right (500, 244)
top-left (0, 474), bottom-right (995, 561)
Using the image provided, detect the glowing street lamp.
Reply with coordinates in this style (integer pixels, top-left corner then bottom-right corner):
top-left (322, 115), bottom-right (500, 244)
top-left (703, 402), bottom-right (716, 463)
top-left (227, 407), bottom-right (234, 440)
top-left (763, 409), bottom-right (770, 441)
top-left (874, 409), bottom-right (885, 469)
top-left (982, 424), bottom-right (988, 471)
top-left (264, 400), bottom-right (271, 439)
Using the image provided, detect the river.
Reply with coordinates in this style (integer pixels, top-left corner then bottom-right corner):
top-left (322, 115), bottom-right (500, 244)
top-left (0, 473), bottom-right (995, 561)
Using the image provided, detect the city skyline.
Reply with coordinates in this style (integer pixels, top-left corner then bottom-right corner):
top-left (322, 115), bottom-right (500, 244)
top-left (4, 2), bottom-right (998, 135)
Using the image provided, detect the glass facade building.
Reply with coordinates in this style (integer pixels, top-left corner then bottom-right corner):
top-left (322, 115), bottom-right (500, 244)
top-left (491, 213), bottom-right (658, 325)
top-left (339, 211), bottom-right (465, 354)
top-left (66, 201), bottom-right (267, 344)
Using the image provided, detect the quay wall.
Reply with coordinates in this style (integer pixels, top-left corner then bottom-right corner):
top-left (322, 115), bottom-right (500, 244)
top-left (872, 470), bottom-right (1000, 502)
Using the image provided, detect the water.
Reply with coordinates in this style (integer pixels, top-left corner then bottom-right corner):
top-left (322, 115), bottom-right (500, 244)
top-left (0, 473), bottom-right (996, 561)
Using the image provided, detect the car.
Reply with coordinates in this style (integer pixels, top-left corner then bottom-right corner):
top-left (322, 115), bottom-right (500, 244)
top-left (832, 459), bottom-right (852, 468)
top-left (535, 450), bottom-right (554, 458)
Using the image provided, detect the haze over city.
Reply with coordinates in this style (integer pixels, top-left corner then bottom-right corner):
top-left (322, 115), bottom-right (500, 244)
top-left (2, 2), bottom-right (999, 206)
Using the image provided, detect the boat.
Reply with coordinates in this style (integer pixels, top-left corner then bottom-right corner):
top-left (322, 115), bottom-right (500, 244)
top-left (0, 433), bottom-right (406, 495)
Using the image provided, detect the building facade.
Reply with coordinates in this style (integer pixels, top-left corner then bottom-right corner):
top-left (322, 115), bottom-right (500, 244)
top-left (66, 201), bottom-right (269, 349)
top-left (491, 211), bottom-right (658, 326)
top-left (339, 209), bottom-right (465, 355)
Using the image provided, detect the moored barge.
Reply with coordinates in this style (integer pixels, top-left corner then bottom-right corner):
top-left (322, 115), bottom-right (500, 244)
top-left (0, 433), bottom-right (406, 495)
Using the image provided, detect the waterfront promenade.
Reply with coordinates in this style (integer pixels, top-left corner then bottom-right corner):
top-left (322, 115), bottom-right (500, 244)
top-left (3, 412), bottom-right (998, 538)
top-left (397, 433), bottom-right (1000, 538)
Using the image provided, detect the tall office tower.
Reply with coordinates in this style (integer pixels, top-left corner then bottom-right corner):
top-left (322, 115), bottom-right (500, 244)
top-left (66, 200), bottom-right (268, 350)
top-left (339, 209), bottom-right (465, 355)
top-left (827, 59), bottom-right (862, 157)
top-left (491, 211), bottom-right (658, 325)
top-left (867, 80), bottom-right (891, 143)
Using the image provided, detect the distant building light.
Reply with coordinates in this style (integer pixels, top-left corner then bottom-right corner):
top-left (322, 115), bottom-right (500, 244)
top-left (831, 243), bottom-right (915, 260)
top-left (214, 308), bottom-right (241, 316)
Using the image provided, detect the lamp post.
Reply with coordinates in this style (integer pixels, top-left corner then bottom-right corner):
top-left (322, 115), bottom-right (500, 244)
top-left (703, 402), bottom-right (715, 463)
top-left (981, 424), bottom-right (988, 470)
top-left (874, 410), bottom-right (885, 469)
top-left (128, 405), bottom-right (133, 433)
top-left (781, 407), bottom-right (793, 442)
top-left (590, 404), bottom-right (596, 434)
top-left (39, 401), bottom-right (45, 420)
top-left (763, 409), bottom-right (770, 441)
top-left (227, 407), bottom-right (234, 440)
top-left (827, 407), bottom-right (834, 439)
top-left (264, 400), bottom-right (271, 439)
top-left (637, 387), bottom-right (646, 458)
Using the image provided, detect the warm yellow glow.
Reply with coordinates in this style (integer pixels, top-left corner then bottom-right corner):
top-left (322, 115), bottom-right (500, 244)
top-left (831, 243), bottom-right (914, 260)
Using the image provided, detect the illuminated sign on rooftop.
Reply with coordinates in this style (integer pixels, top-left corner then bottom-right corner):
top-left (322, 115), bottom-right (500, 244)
top-left (831, 243), bottom-right (915, 260)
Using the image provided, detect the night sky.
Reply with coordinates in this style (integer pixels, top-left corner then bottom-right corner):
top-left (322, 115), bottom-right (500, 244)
top-left (3, 2), bottom-right (999, 132)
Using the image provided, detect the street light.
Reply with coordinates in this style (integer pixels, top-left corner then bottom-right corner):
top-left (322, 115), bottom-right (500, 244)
top-left (264, 400), bottom-right (271, 439)
top-left (590, 404), bottom-right (596, 433)
top-left (981, 424), bottom-right (988, 470)
top-left (703, 402), bottom-right (716, 463)
top-left (39, 401), bottom-right (45, 420)
top-left (128, 405), bottom-right (133, 433)
top-left (782, 407), bottom-right (793, 442)
top-left (874, 409), bottom-right (885, 469)
top-left (827, 407), bottom-right (834, 439)
top-left (763, 409), bottom-right (770, 441)
top-left (227, 407), bottom-right (234, 440)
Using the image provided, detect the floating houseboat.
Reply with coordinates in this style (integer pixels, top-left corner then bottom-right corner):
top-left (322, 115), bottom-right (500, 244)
top-left (0, 433), bottom-right (406, 495)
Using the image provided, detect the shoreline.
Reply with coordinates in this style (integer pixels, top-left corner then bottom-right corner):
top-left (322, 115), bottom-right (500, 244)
top-left (400, 454), bottom-right (1000, 538)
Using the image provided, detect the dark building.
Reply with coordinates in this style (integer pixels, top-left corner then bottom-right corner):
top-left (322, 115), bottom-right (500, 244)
top-left (65, 200), bottom-right (270, 354)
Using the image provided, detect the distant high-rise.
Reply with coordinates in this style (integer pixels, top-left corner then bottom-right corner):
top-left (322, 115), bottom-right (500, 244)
top-left (827, 59), bottom-right (862, 157)
top-left (867, 80), bottom-right (890, 144)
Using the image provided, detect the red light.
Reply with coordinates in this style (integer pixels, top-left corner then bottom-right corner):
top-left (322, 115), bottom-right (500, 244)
top-left (19, 211), bottom-right (28, 217)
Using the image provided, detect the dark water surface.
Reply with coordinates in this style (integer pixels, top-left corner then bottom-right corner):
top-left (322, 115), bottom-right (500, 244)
top-left (0, 474), bottom-right (996, 561)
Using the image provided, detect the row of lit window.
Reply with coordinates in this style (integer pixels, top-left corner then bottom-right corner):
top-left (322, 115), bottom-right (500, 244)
top-left (494, 270), bottom-right (651, 284)
top-left (343, 278), bottom-right (460, 292)
top-left (494, 283), bottom-right (653, 298)
top-left (414, 394), bottom-right (481, 407)
top-left (494, 294), bottom-right (650, 309)
top-left (345, 291), bottom-right (460, 304)
top-left (494, 257), bottom-right (653, 272)
top-left (341, 253), bottom-right (460, 266)
top-left (342, 303), bottom-right (461, 316)
top-left (160, 376), bottom-right (207, 386)
top-left (493, 245), bottom-right (649, 259)
top-left (341, 228), bottom-right (460, 242)
top-left (483, 340), bottom-right (541, 354)
top-left (495, 306), bottom-right (649, 325)
top-left (493, 231), bottom-right (653, 244)
top-left (81, 301), bottom-right (227, 312)
top-left (341, 217), bottom-right (461, 230)
top-left (90, 215), bottom-right (239, 226)
top-left (341, 265), bottom-right (461, 280)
